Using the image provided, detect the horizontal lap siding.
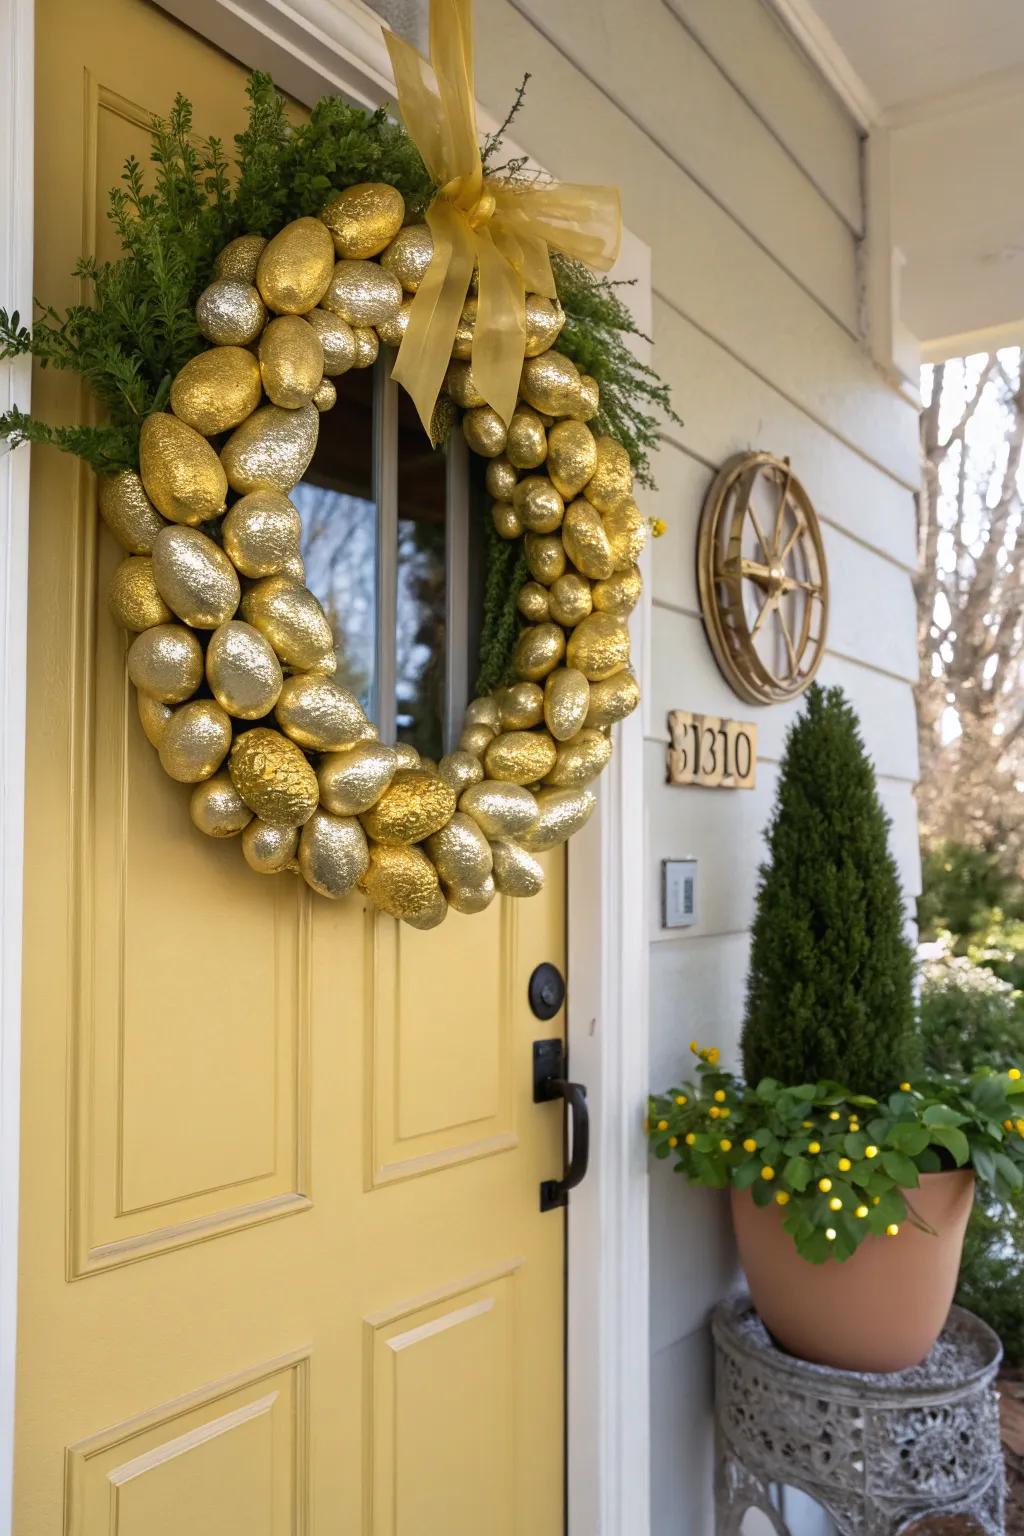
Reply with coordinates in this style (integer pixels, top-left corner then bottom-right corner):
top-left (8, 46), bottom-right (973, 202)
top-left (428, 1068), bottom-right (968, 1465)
top-left (473, 4), bottom-right (921, 1532)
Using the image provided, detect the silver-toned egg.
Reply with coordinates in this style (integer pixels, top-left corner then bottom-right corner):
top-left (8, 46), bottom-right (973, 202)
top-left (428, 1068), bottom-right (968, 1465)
top-left (317, 740), bottom-right (398, 815)
top-left (459, 781), bottom-right (538, 839)
top-left (151, 525), bottom-right (241, 629)
top-left (403, 887), bottom-right (450, 929)
top-left (275, 674), bottom-right (369, 750)
top-left (322, 259), bottom-right (403, 327)
top-left (304, 307), bottom-right (357, 376)
top-left (240, 575), bottom-right (335, 670)
top-left (380, 223), bottom-right (434, 291)
top-left (222, 489), bottom-right (303, 578)
top-left (242, 818), bottom-right (299, 874)
top-left (127, 623), bottom-right (204, 703)
top-left (298, 809), bottom-right (370, 898)
top-left (206, 620), bottom-right (284, 719)
top-left (485, 456), bottom-right (518, 501)
top-left (519, 786), bottom-right (596, 851)
top-left (221, 402), bottom-right (320, 496)
top-left (376, 297), bottom-right (413, 347)
top-left (426, 811), bottom-right (493, 887)
top-left (446, 875), bottom-right (496, 914)
top-left (437, 749), bottom-right (485, 795)
top-left (544, 668), bottom-right (591, 741)
top-left (158, 700), bottom-right (233, 783)
top-left (490, 840), bottom-right (544, 898)
top-left (196, 279), bottom-right (267, 346)
top-left (351, 327), bottom-right (379, 369)
top-left (190, 772), bottom-right (254, 837)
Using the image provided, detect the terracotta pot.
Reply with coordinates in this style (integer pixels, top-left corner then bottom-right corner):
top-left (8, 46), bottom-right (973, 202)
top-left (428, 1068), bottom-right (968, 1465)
top-left (730, 1169), bottom-right (975, 1373)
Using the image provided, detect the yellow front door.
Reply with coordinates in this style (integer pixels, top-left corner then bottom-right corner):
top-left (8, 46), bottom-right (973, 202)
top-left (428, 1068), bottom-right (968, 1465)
top-left (16, 0), bottom-right (567, 1528)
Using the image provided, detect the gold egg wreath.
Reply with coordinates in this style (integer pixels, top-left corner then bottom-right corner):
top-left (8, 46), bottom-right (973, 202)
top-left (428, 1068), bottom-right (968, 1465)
top-left (104, 196), bottom-right (645, 927)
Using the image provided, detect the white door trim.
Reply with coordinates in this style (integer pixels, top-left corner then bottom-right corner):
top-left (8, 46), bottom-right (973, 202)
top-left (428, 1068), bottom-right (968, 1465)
top-left (4, 2), bottom-right (652, 1529)
top-left (0, 0), bottom-right (34, 1527)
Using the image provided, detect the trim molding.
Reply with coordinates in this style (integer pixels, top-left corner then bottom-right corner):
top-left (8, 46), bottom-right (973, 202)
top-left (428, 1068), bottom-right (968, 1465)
top-left (0, 0), bottom-right (34, 1527)
top-left (762, 0), bottom-right (880, 129)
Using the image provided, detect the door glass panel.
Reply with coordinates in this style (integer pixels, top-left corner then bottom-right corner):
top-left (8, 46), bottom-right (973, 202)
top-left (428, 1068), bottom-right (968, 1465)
top-left (396, 384), bottom-right (447, 761)
top-left (293, 366), bottom-right (377, 712)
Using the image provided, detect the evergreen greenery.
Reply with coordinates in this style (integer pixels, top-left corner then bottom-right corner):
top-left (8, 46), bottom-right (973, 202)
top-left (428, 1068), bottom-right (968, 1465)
top-left (740, 684), bottom-right (917, 1098)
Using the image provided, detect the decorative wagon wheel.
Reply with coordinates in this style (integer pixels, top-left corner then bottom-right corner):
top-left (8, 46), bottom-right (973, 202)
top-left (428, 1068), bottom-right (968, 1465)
top-left (697, 451), bottom-right (828, 706)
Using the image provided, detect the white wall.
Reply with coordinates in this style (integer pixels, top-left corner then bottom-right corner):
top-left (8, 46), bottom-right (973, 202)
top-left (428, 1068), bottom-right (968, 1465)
top-left (473, 2), bottom-right (922, 1530)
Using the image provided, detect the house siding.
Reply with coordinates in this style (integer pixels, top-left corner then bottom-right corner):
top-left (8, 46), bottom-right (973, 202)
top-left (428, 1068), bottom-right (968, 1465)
top-left (473, 2), bottom-right (922, 1529)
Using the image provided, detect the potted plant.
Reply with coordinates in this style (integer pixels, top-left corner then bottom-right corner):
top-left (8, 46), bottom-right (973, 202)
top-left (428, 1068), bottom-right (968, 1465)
top-left (648, 686), bottom-right (1024, 1372)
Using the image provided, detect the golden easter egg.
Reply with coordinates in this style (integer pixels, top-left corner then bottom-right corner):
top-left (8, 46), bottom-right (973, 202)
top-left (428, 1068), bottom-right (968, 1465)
top-left (519, 786), bottom-right (596, 851)
top-left (524, 531), bottom-right (567, 586)
top-left (195, 279), bottom-right (267, 346)
top-left (360, 769), bottom-right (457, 845)
top-left (592, 565), bottom-right (642, 617)
top-left (222, 489), bottom-right (302, 578)
top-left (240, 576), bottom-right (334, 670)
top-left (492, 502), bottom-right (522, 540)
top-left (459, 781), bottom-right (538, 840)
top-left (506, 407), bottom-right (548, 470)
top-left (546, 419), bottom-right (598, 500)
top-left (458, 723), bottom-right (496, 758)
top-left (603, 498), bottom-right (647, 571)
top-left (298, 809), bottom-right (370, 898)
top-left (520, 351), bottom-right (581, 416)
top-left (393, 742), bottom-right (421, 770)
top-left (425, 811), bottom-right (493, 888)
top-left (573, 374), bottom-right (600, 422)
top-left (498, 681), bottom-right (544, 730)
top-left (376, 297), bottom-right (413, 348)
top-left (189, 772), bottom-right (254, 837)
top-left (585, 435), bottom-right (633, 513)
top-left (98, 469), bottom-right (167, 553)
top-left (464, 696), bottom-right (502, 731)
top-left (403, 887), bottom-right (449, 930)
top-left (566, 612), bottom-right (631, 681)
top-left (544, 668), bottom-right (591, 742)
top-left (321, 183), bottom-right (405, 259)
top-left (438, 750), bottom-right (485, 796)
top-left (317, 741), bottom-right (398, 816)
top-left (446, 875), bottom-right (496, 914)
top-left (351, 327), bottom-right (380, 369)
top-left (127, 623), bottom-right (204, 703)
top-left (545, 728), bottom-right (613, 787)
top-left (446, 359), bottom-right (486, 409)
top-left (484, 729), bottom-right (557, 786)
top-left (451, 297), bottom-right (477, 361)
top-left (256, 217), bottom-right (335, 315)
top-left (107, 556), bottom-right (172, 631)
top-left (242, 818), bottom-right (299, 874)
top-left (360, 843), bottom-right (440, 920)
top-left (513, 475), bottom-right (564, 534)
top-left (561, 499), bottom-right (614, 580)
top-left (524, 295), bottom-right (565, 357)
top-left (214, 234), bottom-right (267, 284)
top-left (221, 402), bottom-right (320, 495)
top-left (322, 259), bottom-right (403, 327)
top-left (490, 840), bottom-right (544, 898)
top-left (548, 572), bottom-right (593, 628)
top-left (139, 413), bottom-right (228, 526)
top-left (229, 727), bottom-right (319, 827)
top-left (313, 378), bottom-right (337, 412)
top-left (169, 346), bottom-right (262, 436)
top-left (259, 315), bottom-right (325, 408)
top-left (206, 620), bottom-right (283, 719)
top-left (151, 525), bottom-right (241, 629)
top-left (485, 456), bottom-right (518, 501)
top-left (583, 670), bottom-right (641, 728)
top-left (158, 700), bottom-right (233, 783)
top-left (513, 622), bottom-right (566, 682)
top-left (275, 674), bottom-right (369, 750)
top-left (303, 307), bottom-right (357, 376)
top-left (463, 406), bottom-right (508, 458)
top-left (137, 692), bottom-right (173, 749)
top-left (518, 582), bottom-right (551, 622)
top-left (380, 223), bottom-right (434, 291)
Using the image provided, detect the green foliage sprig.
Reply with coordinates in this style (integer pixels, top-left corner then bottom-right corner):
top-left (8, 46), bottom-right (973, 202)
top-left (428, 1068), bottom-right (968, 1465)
top-left (648, 1048), bottom-right (1024, 1264)
top-left (475, 515), bottom-right (528, 696)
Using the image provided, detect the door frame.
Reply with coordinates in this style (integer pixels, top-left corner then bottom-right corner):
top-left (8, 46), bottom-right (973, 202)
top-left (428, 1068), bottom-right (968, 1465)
top-left (0, 1), bottom-right (651, 1529)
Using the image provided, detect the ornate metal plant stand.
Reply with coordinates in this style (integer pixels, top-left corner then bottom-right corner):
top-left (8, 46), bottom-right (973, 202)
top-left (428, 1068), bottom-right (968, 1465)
top-left (713, 1294), bottom-right (1005, 1536)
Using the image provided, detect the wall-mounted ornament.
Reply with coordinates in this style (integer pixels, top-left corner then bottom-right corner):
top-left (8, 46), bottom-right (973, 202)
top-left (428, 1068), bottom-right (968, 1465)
top-left (697, 451), bottom-right (828, 705)
top-left (667, 711), bottom-right (757, 789)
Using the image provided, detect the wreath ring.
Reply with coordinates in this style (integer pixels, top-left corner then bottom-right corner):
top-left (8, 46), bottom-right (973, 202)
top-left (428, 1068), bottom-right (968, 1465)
top-left (99, 190), bottom-right (646, 929)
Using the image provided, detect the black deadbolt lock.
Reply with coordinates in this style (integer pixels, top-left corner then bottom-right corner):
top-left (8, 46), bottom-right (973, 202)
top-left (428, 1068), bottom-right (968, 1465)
top-left (528, 962), bottom-right (566, 1021)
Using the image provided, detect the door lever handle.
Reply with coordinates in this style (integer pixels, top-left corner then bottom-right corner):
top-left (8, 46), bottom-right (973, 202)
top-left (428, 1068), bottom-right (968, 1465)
top-left (533, 1038), bottom-right (590, 1212)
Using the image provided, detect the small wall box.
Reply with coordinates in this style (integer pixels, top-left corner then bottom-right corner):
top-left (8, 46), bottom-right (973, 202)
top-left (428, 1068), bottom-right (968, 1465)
top-left (662, 859), bottom-right (698, 930)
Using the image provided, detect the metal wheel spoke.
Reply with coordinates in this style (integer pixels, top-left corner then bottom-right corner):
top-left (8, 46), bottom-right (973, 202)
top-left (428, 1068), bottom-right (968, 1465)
top-left (749, 591), bottom-right (777, 640)
top-left (771, 462), bottom-right (793, 554)
top-left (778, 604), bottom-right (797, 674)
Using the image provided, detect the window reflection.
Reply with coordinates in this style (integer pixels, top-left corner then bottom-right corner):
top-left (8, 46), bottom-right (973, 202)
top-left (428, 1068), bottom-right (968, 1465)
top-left (396, 384), bottom-right (446, 761)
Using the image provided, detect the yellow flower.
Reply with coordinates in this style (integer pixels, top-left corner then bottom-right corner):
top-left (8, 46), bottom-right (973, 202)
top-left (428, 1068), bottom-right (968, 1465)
top-left (872, 1195), bottom-right (881, 1205)
top-left (668, 1136), bottom-right (678, 1148)
top-left (714, 1090), bottom-right (727, 1103)
top-left (838, 1157), bottom-right (852, 1172)
top-left (865, 1145), bottom-right (879, 1159)
top-left (720, 1138), bottom-right (733, 1152)
top-left (650, 517), bottom-right (667, 538)
top-left (1017, 1120), bottom-right (1024, 1136)
top-left (818, 1177), bottom-right (833, 1193)
top-left (1004, 1119), bottom-right (1015, 1132)
top-left (802, 1121), bottom-right (814, 1129)
top-left (761, 1166), bottom-right (775, 1181)
top-left (828, 1196), bottom-right (842, 1212)
top-left (808, 1141), bottom-right (821, 1154)
top-left (775, 1191), bottom-right (791, 1206)
top-left (709, 1106), bottom-right (720, 1120)
top-left (825, 1228), bottom-right (837, 1241)
top-left (707, 1048), bottom-right (721, 1065)
top-left (1009, 1068), bottom-right (1021, 1080)
top-left (743, 1138), bottom-right (757, 1153)
top-left (719, 1107), bottom-right (731, 1118)
top-left (689, 1040), bottom-right (699, 1054)
top-left (828, 1111), bottom-right (841, 1121)
top-left (657, 1119), bottom-right (668, 1132)
top-left (848, 1120), bottom-right (860, 1131)
top-left (855, 1205), bottom-right (868, 1219)
top-left (886, 1223), bottom-right (900, 1237)
top-left (685, 1133), bottom-right (696, 1146)
top-left (675, 1095), bottom-right (688, 1106)
top-left (900, 1082), bottom-right (912, 1092)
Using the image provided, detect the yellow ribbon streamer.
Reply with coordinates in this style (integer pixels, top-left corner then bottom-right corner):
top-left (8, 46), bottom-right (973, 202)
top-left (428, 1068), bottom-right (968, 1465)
top-left (384, 0), bottom-right (622, 437)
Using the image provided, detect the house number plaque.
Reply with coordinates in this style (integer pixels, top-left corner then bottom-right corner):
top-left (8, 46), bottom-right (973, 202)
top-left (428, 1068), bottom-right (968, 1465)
top-left (667, 711), bottom-right (758, 789)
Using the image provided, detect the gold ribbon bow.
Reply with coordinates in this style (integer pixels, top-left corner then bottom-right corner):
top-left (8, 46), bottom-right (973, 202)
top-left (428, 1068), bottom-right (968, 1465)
top-left (384, 0), bottom-right (622, 436)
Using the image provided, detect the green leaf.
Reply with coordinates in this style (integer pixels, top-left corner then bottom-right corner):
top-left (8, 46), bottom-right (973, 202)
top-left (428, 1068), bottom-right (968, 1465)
top-left (751, 1178), bottom-right (775, 1208)
top-left (973, 1146), bottom-right (997, 1185)
top-left (922, 1104), bottom-right (969, 1128)
top-left (733, 1159), bottom-right (761, 1192)
top-left (993, 1152), bottom-right (1024, 1192)
top-left (880, 1150), bottom-right (919, 1188)
top-left (928, 1125), bottom-right (970, 1166)
top-left (782, 1156), bottom-right (812, 1193)
top-left (888, 1123), bottom-right (930, 1156)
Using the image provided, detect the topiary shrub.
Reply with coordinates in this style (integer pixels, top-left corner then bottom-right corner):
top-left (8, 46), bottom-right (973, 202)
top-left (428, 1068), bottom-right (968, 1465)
top-left (741, 684), bottom-right (916, 1097)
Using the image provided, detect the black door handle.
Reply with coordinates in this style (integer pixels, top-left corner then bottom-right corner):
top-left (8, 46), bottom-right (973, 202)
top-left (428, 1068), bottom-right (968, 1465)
top-left (533, 1038), bottom-right (590, 1212)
